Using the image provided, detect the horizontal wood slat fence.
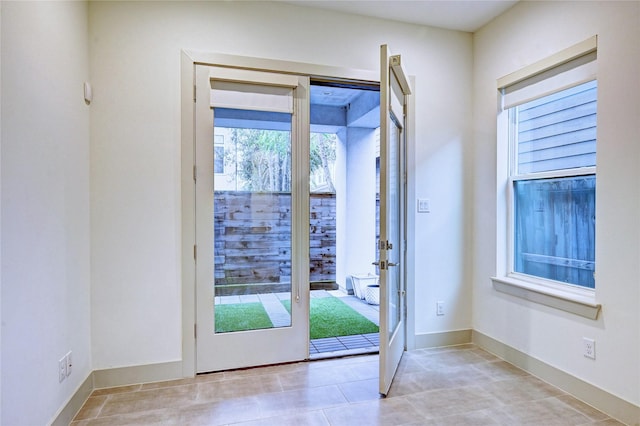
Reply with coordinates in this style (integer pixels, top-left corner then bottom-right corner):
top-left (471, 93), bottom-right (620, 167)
top-left (214, 191), bottom-right (336, 295)
top-left (514, 175), bottom-right (595, 288)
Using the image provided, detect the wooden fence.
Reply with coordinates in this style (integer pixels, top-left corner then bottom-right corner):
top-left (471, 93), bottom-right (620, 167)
top-left (214, 191), bottom-right (336, 294)
top-left (514, 175), bottom-right (595, 288)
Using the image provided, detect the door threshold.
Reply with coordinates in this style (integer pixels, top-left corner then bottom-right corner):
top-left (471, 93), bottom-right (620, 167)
top-left (309, 346), bottom-right (379, 360)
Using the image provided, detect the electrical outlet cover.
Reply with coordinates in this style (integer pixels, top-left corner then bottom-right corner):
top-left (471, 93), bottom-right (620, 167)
top-left (583, 338), bottom-right (595, 359)
top-left (66, 351), bottom-right (72, 376)
top-left (59, 358), bottom-right (67, 382)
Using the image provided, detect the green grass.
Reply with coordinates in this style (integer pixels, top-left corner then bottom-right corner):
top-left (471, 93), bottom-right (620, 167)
top-left (282, 296), bottom-right (379, 339)
top-left (215, 302), bottom-right (274, 333)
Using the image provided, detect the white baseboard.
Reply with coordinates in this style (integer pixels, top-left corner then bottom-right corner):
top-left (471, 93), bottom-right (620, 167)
top-left (50, 372), bottom-right (93, 426)
top-left (93, 360), bottom-right (183, 389)
top-left (472, 330), bottom-right (640, 426)
top-left (52, 360), bottom-right (184, 424)
top-left (413, 329), bottom-right (473, 349)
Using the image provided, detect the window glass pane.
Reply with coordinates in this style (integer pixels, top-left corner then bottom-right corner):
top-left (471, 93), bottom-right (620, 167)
top-left (213, 108), bottom-right (292, 333)
top-left (514, 175), bottom-right (595, 288)
top-left (515, 80), bottom-right (597, 174)
top-left (309, 133), bottom-right (337, 193)
top-left (214, 145), bottom-right (224, 174)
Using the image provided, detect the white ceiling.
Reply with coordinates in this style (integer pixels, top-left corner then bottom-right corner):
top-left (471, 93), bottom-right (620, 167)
top-left (282, 1), bottom-right (518, 33)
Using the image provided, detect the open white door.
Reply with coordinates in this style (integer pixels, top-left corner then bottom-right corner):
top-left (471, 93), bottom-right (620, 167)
top-left (378, 45), bottom-right (410, 395)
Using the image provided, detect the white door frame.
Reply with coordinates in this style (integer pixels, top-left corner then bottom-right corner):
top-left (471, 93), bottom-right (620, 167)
top-left (180, 49), bottom-right (415, 377)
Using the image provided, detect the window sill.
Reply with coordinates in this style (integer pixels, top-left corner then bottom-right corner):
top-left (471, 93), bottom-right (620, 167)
top-left (491, 276), bottom-right (601, 320)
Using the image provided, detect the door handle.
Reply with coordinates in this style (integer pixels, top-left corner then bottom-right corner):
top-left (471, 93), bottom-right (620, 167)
top-left (388, 262), bottom-right (399, 267)
top-left (373, 260), bottom-right (387, 270)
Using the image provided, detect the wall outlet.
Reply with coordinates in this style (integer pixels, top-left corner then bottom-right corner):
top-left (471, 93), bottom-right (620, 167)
top-left (66, 351), bottom-right (73, 376)
top-left (583, 337), bottom-right (596, 359)
top-left (418, 198), bottom-right (431, 213)
top-left (436, 301), bottom-right (444, 316)
top-left (58, 357), bottom-right (67, 382)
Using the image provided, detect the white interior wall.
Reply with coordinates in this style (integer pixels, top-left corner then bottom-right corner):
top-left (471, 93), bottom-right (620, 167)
top-left (88, 0), bottom-right (472, 369)
top-left (0, 2), bottom-right (92, 424)
top-left (472, 1), bottom-right (640, 406)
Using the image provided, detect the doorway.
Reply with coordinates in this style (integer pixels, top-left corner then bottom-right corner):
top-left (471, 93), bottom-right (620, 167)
top-left (185, 49), bottom-right (410, 385)
top-left (308, 81), bottom-right (381, 357)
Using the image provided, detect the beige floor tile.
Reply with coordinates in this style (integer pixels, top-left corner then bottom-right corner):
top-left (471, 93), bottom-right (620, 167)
top-left (278, 363), bottom-right (362, 390)
top-left (90, 384), bottom-right (142, 397)
top-left (471, 359), bottom-right (529, 381)
top-left (388, 365), bottom-right (483, 398)
top-left (257, 384), bottom-right (349, 418)
top-left (175, 397), bottom-right (263, 425)
top-left (438, 364), bottom-right (493, 388)
top-left (556, 394), bottom-right (611, 422)
top-left (338, 378), bottom-right (382, 403)
top-left (405, 385), bottom-right (503, 419)
top-left (421, 407), bottom-right (513, 426)
top-left (197, 373), bottom-right (282, 401)
top-left (387, 369), bottom-right (450, 397)
top-left (322, 396), bottom-right (427, 426)
top-left (230, 409), bottom-right (330, 426)
top-left (72, 395), bottom-right (108, 421)
top-left (351, 359), bottom-right (380, 380)
top-left (480, 375), bottom-right (564, 404)
top-left (98, 384), bottom-right (198, 417)
top-left (415, 349), bottom-right (489, 369)
top-left (70, 409), bottom-right (180, 426)
top-left (140, 377), bottom-right (198, 390)
top-left (500, 397), bottom-right (592, 425)
top-left (396, 354), bottom-right (429, 373)
top-left (221, 360), bottom-right (309, 379)
top-left (469, 347), bottom-right (502, 362)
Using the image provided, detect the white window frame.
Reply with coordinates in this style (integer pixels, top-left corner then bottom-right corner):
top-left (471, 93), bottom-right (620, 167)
top-left (492, 36), bottom-right (602, 320)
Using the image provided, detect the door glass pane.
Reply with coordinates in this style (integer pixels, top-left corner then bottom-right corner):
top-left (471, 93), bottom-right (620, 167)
top-left (388, 115), bottom-right (401, 336)
top-left (213, 108), bottom-right (293, 333)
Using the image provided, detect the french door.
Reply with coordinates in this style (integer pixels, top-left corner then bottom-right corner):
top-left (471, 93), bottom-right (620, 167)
top-left (194, 65), bottom-right (310, 373)
top-left (191, 50), bottom-right (409, 378)
top-left (378, 45), bottom-right (410, 395)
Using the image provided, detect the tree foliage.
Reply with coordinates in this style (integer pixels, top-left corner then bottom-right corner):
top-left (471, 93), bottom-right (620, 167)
top-left (232, 129), bottom-right (291, 191)
top-left (310, 133), bottom-right (336, 193)
top-left (229, 129), bottom-right (336, 192)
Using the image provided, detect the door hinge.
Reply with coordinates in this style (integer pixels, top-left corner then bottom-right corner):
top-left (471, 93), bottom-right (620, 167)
top-left (193, 165), bottom-right (197, 182)
top-left (194, 324), bottom-right (197, 339)
top-left (194, 244), bottom-right (197, 261)
top-left (193, 84), bottom-right (197, 102)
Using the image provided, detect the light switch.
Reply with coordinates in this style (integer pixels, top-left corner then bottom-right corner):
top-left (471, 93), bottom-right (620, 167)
top-left (418, 198), bottom-right (430, 213)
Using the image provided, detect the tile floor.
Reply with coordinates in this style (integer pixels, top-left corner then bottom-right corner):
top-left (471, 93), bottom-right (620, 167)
top-left (71, 344), bottom-right (622, 425)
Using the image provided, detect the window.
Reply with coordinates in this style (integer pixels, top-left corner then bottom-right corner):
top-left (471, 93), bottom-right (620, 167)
top-left (510, 81), bottom-right (597, 288)
top-left (493, 36), bottom-right (601, 319)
